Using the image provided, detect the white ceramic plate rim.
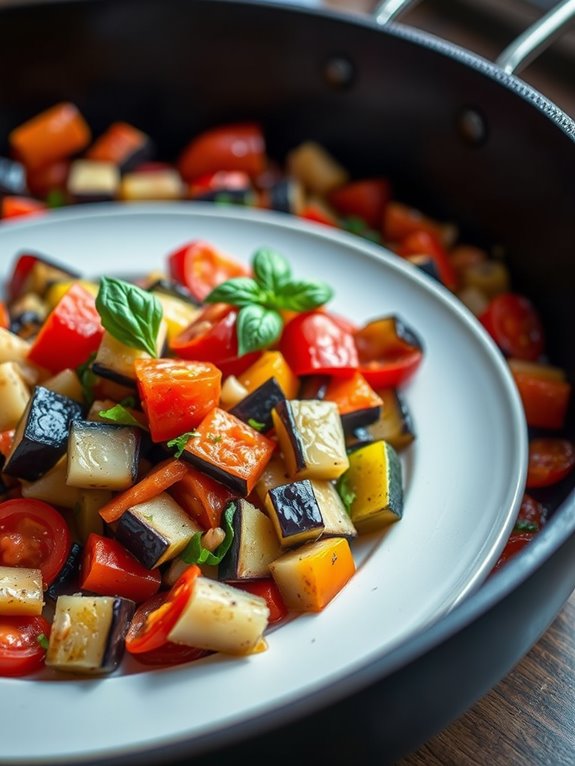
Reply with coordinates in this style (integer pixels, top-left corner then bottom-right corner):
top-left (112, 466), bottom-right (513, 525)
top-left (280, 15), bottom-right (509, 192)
top-left (0, 203), bottom-right (527, 764)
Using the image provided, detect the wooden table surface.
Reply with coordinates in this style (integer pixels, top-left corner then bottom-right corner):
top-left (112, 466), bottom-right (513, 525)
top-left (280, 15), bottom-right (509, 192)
top-left (324, 2), bottom-right (575, 764)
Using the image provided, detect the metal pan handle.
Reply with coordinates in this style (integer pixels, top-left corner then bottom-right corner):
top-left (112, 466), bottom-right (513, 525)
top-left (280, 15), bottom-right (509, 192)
top-left (372, 0), bottom-right (575, 75)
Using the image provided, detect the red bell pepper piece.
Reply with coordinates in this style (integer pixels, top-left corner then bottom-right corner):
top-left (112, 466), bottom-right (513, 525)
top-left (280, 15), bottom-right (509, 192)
top-left (0, 303), bottom-right (9, 330)
top-left (279, 310), bottom-right (359, 377)
top-left (328, 178), bottom-right (391, 230)
top-left (177, 122), bottom-right (266, 181)
top-left (169, 303), bottom-right (260, 378)
top-left (1, 196), bottom-right (46, 221)
top-left (9, 102), bottom-right (91, 171)
top-left (511, 369), bottom-right (571, 430)
top-left (180, 407), bottom-right (276, 495)
top-left (526, 438), bottom-right (575, 488)
top-left (27, 282), bottom-right (104, 373)
top-left (134, 358), bottom-right (222, 443)
top-left (397, 229), bottom-right (458, 290)
top-left (169, 467), bottom-right (236, 529)
top-left (354, 315), bottom-right (424, 388)
top-left (480, 293), bottom-right (545, 361)
top-left (233, 578), bottom-right (289, 624)
top-left (80, 533), bottom-right (162, 604)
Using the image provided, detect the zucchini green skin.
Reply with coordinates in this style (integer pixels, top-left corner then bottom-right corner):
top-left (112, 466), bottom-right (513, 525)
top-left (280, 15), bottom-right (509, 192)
top-left (229, 377), bottom-right (286, 433)
top-left (3, 386), bottom-right (84, 481)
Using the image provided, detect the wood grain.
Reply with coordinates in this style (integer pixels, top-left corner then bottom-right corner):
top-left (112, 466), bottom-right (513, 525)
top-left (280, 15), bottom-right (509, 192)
top-left (397, 589), bottom-right (575, 765)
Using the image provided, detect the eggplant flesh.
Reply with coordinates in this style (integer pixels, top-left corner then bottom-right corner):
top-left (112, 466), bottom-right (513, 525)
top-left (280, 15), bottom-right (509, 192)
top-left (3, 386), bottom-right (83, 481)
top-left (218, 498), bottom-right (282, 581)
top-left (229, 377), bottom-right (285, 433)
top-left (66, 420), bottom-right (141, 490)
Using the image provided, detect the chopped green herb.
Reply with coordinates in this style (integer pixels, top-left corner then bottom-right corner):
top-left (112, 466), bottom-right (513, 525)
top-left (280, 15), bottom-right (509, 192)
top-left (514, 519), bottom-right (539, 533)
top-left (247, 418), bottom-right (266, 432)
top-left (76, 352), bottom-right (97, 406)
top-left (119, 395), bottom-right (137, 409)
top-left (37, 633), bottom-right (49, 650)
top-left (98, 403), bottom-right (147, 430)
top-left (45, 188), bottom-right (66, 209)
top-left (208, 433), bottom-right (223, 444)
top-left (167, 430), bottom-right (200, 458)
top-left (96, 276), bottom-right (163, 357)
top-left (181, 503), bottom-right (236, 566)
top-left (336, 473), bottom-right (356, 516)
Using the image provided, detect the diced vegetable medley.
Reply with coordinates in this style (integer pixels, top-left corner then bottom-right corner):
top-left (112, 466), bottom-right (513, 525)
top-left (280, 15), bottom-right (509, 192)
top-left (0, 103), bottom-right (573, 678)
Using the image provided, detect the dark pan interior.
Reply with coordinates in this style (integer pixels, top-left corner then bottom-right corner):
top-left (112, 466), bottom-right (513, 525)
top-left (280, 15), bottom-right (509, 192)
top-left (1, 0), bottom-right (574, 762)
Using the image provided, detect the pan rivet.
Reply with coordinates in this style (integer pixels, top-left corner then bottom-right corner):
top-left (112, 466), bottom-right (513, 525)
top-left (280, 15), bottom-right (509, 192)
top-left (458, 108), bottom-right (488, 146)
top-left (324, 56), bottom-right (355, 90)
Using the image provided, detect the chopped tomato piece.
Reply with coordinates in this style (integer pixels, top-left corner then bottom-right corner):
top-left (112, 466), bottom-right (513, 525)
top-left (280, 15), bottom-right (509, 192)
top-left (169, 468), bottom-right (236, 529)
top-left (26, 160), bottom-right (71, 199)
top-left (135, 358), bottom-right (222, 443)
top-left (80, 534), bottom-right (162, 603)
top-left (98, 458), bottom-right (189, 524)
top-left (383, 201), bottom-right (445, 243)
top-left (279, 310), bottom-right (359, 377)
top-left (233, 579), bottom-right (289, 624)
top-left (188, 170), bottom-right (252, 199)
top-left (526, 439), bottom-right (575, 488)
top-left (511, 370), bottom-right (571, 430)
top-left (181, 407), bottom-right (275, 495)
top-left (125, 565), bottom-right (200, 654)
top-left (170, 303), bottom-right (259, 378)
top-left (515, 493), bottom-right (548, 532)
top-left (491, 532), bottom-right (535, 573)
top-left (125, 592), bottom-right (210, 666)
top-left (0, 615), bottom-right (51, 677)
top-left (323, 371), bottom-right (383, 415)
top-left (0, 499), bottom-right (72, 586)
top-left (27, 282), bottom-right (104, 373)
top-left (168, 240), bottom-right (251, 304)
top-left (86, 122), bottom-right (151, 169)
top-left (328, 178), bottom-right (391, 230)
top-left (480, 292), bottom-right (545, 361)
top-left (9, 102), bottom-right (91, 171)
top-left (299, 198), bottom-right (340, 228)
top-left (0, 431), bottom-right (14, 460)
top-left (177, 122), bottom-right (266, 181)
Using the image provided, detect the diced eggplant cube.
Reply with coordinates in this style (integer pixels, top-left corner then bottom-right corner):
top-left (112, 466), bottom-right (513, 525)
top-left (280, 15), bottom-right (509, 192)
top-left (219, 498), bottom-right (282, 581)
top-left (309, 480), bottom-right (357, 540)
top-left (146, 277), bottom-right (201, 307)
top-left (0, 156), bottom-right (27, 195)
top-left (272, 399), bottom-right (349, 481)
top-left (93, 323), bottom-right (167, 388)
top-left (66, 421), bottom-right (141, 491)
top-left (340, 404), bottom-right (381, 435)
top-left (405, 253), bottom-right (442, 283)
top-left (67, 159), bottom-right (120, 203)
top-left (3, 386), bottom-right (83, 481)
top-left (119, 169), bottom-right (184, 201)
top-left (0, 361), bottom-right (30, 432)
top-left (229, 377), bottom-right (285, 433)
top-left (264, 479), bottom-right (324, 548)
top-left (267, 178), bottom-right (304, 214)
top-left (347, 388), bottom-right (416, 453)
top-left (0, 566), bottom-right (44, 616)
top-left (115, 492), bottom-right (201, 569)
top-left (46, 594), bottom-right (135, 675)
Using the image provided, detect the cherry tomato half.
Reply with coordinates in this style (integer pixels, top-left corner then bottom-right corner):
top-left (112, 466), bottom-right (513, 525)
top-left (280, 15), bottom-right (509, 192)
top-left (125, 565), bottom-right (200, 654)
top-left (491, 532), bottom-right (535, 574)
top-left (480, 292), bottom-right (545, 361)
top-left (177, 123), bottom-right (266, 182)
top-left (168, 240), bottom-right (251, 304)
top-left (0, 499), bottom-right (72, 586)
top-left (0, 615), bottom-right (51, 677)
top-left (125, 592), bottom-right (210, 666)
top-left (515, 493), bottom-right (548, 532)
top-left (169, 303), bottom-right (259, 378)
top-left (526, 438), bottom-right (575, 489)
top-left (279, 310), bottom-right (359, 377)
top-left (354, 315), bottom-right (424, 388)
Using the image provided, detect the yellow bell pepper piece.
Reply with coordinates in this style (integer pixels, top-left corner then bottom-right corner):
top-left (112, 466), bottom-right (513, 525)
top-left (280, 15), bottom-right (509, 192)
top-left (238, 350), bottom-right (299, 399)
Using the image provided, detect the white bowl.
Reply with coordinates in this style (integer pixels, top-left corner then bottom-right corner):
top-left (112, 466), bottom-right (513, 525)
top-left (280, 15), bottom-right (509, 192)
top-left (0, 203), bottom-right (527, 764)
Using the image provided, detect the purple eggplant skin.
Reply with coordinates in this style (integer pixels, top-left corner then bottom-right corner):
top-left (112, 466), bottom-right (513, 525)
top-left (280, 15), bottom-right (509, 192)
top-left (297, 375), bottom-right (329, 401)
top-left (179, 450), bottom-right (248, 495)
top-left (91, 361), bottom-right (139, 389)
top-left (340, 405), bottom-right (382, 435)
top-left (115, 511), bottom-right (170, 570)
top-left (229, 377), bottom-right (286, 434)
top-left (100, 597), bottom-right (136, 673)
top-left (267, 479), bottom-right (323, 541)
top-left (46, 542), bottom-right (83, 602)
top-left (272, 399), bottom-right (306, 473)
top-left (146, 277), bottom-right (202, 307)
top-left (3, 386), bottom-right (84, 481)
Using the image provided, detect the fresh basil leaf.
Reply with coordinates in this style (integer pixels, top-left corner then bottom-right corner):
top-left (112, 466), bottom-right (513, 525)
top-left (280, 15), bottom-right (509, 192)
top-left (98, 404), bottom-right (147, 431)
top-left (252, 247), bottom-right (292, 293)
top-left (166, 430), bottom-right (200, 458)
top-left (336, 473), bottom-right (356, 517)
top-left (236, 304), bottom-right (283, 356)
top-left (96, 276), bottom-right (163, 357)
top-left (37, 633), bottom-right (49, 650)
top-left (274, 279), bottom-right (334, 311)
top-left (247, 418), bottom-right (266, 432)
top-left (204, 277), bottom-right (264, 307)
top-left (76, 352), bottom-right (97, 407)
top-left (181, 503), bottom-right (236, 566)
